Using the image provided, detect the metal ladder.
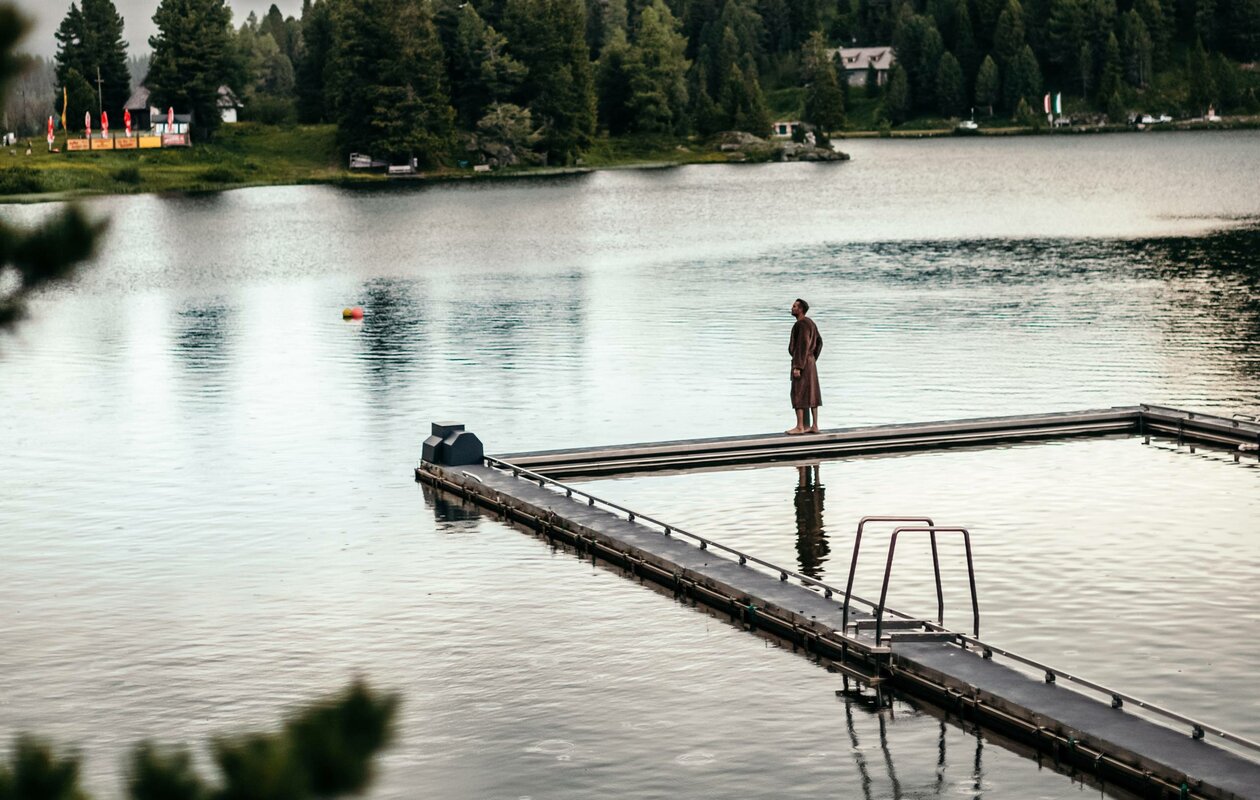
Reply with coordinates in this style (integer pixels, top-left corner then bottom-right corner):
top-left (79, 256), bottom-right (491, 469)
top-left (842, 516), bottom-right (979, 647)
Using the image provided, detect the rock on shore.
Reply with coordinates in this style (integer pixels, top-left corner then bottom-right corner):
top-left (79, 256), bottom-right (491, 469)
top-left (713, 131), bottom-right (850, 162)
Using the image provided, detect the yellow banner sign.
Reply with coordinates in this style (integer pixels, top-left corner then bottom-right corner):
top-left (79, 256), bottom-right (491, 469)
top-left (90, 138), bottom-right (114, 150)
top-left (114, 137), bottom-right (137, 150)
top-left (66, 138), bottom-right (90, 151)
top-left (138, 136), bottom-right (162, 149)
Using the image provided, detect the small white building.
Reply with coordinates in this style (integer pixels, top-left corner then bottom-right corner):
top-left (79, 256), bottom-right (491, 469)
top-left (771, 120), bottom-right (802, 138)
top-left (829, 47), bottom-right (896, 87)
top-left (217, 85), bottom-right (243, 124)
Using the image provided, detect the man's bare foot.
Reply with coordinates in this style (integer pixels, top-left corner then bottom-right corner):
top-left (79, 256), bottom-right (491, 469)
top-left (808, 426), bottom-right (820, 433)
top-left (785, 427), bottom-right (807, 435)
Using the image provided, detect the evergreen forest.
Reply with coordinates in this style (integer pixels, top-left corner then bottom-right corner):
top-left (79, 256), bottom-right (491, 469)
top-left (21, 0), bottom-right (1260, 167)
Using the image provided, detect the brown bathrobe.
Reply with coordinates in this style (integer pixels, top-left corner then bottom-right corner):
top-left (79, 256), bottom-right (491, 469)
top-left (789, 316), bottom-right (823, 409)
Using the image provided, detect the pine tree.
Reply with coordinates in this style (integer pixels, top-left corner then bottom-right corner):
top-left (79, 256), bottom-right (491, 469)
top-left (1045, 0), bottom-right (1085, 80)
top-left (884, 63), bottom-right (911, 122)
top-left (993, 0), bottom-right (1026, 67)
top-left (596, 27), bottom-right (634, 133)
top-left (1004, 44), bottom-right (1041, 108)
top-left (54, 0), bottom-right (131, 118)
top-left (1194, 0), bottom-right (1216, 50)
top-left (893, 13), bottom-right (944, 111)
top-left (687, 61), bottom-right (724, 134)
top-left (1077, 41), bottom-right (1092, 96)
top-left (503, 0), bottom-right (597, 163)
top-left (935, 51), bottom-right (965, 116)
top-left (295, 0), bottom-right (333, 123)
top-left (951, 0), bottom-right (979, 86)
top-left (974, 0), bottom-right (1004, 51)
top-left (625, 0), bottom-right (690, 133)
top-left (801, 30), bottom-right (845, 131)
top-left (147, 0), bottom-right (236, 139)
top-left (717, 62), bottom-right (770, 134)
top-left (1186, 35), bottom-right (1214, 113)
top-left (62, 67), bottom-right (96, 130)
top-left (1134, 0), bottom-right (1170, 66)
top-left (1120, 9), bottom-right (1152, 88)
top-left (259, 4), bottom-right (297, 63)
top-left (1106, 89), bottom-right (1124, 121)
top-left (328, 0), bottom-right (455, 164)
top-left (1097, 30), bottom-right (1121, 102)
top-left (1227, 0), bottom-right (1260, 61)
top-left (447, 4), bottom-right (525, 127)
top-left (975, 54), bottom-right (1000, 114)
top-left (1209, 51), bottom-right (1240, 110)
top-left (735, 64), bottom-right (771, 135)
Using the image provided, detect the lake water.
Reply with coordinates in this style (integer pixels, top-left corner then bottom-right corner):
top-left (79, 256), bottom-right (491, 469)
top-left (2, 131), bottom-right (1259, 798)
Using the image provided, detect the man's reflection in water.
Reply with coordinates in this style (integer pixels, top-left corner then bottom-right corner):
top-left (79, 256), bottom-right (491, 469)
top-left (794, 464), bottom-right (830, 579)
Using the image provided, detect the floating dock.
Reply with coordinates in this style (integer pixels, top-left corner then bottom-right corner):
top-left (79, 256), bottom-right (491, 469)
top-left (501, 404), bottom-right (1260, 478)
top-left (415, 406), bottom-right (1260, 799)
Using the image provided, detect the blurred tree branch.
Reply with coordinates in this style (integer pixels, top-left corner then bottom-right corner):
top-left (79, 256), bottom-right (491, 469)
top-left (1, 680), bottom-right (398, 799)
top-left (0, 3), bottom-right (103, 330)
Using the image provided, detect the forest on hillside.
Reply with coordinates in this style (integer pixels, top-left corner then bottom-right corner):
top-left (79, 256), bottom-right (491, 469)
top-left (12, 0), bottom-right (1260, 164)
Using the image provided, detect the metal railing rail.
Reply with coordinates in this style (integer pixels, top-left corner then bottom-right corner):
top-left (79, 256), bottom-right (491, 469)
top-left (875, 526), bottom-right (979, 645)
top-left (482, 456), bottom-right (917, 623)
top-left (950, 633), bottom-right (1260, 755)
top-left (466, 456), bottom-right (1260, 760)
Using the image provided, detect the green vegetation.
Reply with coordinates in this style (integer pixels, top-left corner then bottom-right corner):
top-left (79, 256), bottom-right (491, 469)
top-left (0, 123), bottom-right (354, 200)
top-left (0, 680), bottom-right (398, 800)
top-left (147, 0), bottom-right (237, 140)
top-left (2, 0), bottom-right (1256, 205)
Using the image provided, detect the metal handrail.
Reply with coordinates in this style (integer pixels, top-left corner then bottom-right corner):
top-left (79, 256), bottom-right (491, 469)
top-left (952, 634), bottom-right (1260, 755)
top-left (842, 517), bottom-right (935, 636)
top-left (473, 456), bottom-right (1260, 758)
top-left (482, 455), bottom-right (918, 621)
top-left (876, 527), bottom-right (979, 645)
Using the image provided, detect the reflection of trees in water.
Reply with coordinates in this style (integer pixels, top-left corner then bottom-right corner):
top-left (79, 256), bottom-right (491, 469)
top-left (173, 300), bottom-right (234, 380)
top-left (449, 275), bottom-right (586, 372)
top-left (354, 278), bottom-right (427, 397)
top-left (794, 464), bottom-right (829, 579)
top-left (817, 225), bottom-right (1260, 385)
top-left (1128, 226), bottom-right (1260, 380)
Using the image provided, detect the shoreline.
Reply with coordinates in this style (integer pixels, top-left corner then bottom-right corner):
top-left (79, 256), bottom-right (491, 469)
top-left (2, 117), bottom-right (1257, 206)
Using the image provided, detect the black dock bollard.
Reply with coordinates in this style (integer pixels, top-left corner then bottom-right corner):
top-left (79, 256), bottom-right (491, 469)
top-left (422, 422), bottom-right (485, 467)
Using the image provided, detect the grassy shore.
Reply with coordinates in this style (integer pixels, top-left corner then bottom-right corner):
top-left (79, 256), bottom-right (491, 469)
top-left (1, 116), bottom-right (1257, 204)
top-left (0, 123), bottom-right (356, 202)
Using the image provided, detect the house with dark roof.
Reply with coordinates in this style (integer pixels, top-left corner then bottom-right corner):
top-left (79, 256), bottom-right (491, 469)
top-left (124, 83), bottom-right (243, 132)
top-left (828, 47), bottom-right (896, 87)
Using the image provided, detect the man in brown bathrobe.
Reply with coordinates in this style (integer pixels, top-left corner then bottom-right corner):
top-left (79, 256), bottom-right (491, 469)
top-left (787, 298), bottom-right (823, 435)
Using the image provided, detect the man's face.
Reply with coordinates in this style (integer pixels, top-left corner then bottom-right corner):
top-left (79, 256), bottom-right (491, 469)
top-left (791, 301), bottom-right (800, 317)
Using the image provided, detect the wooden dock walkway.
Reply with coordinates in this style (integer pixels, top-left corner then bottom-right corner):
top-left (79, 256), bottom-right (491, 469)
top-left (501, 404), bottom-right (1260, 478)
top-left (415, 407), bottom-right (1260, 799)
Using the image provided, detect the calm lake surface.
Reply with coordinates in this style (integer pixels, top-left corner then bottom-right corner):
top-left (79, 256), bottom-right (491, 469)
top-left (2, 132), bottom-right (1259, 798)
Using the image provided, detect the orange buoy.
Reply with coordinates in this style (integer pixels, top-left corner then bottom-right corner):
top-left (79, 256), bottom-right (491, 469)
top-left (351, 307), bottom-right (364, 320)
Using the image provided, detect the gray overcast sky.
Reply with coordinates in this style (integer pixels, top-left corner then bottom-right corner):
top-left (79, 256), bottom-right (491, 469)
top-left (12, 0), bottom-right (304, 58)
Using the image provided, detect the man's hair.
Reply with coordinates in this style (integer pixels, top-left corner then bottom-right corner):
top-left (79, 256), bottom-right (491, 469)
top-left (796, 298), bottom-right (810, 313)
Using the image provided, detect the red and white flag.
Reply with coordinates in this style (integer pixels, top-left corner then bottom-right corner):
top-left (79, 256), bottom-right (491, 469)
top-left (101, 111), bottom-right (109, 137)
top-left (1043, 94), bottom-right (1052, 114)
top-left (47, 116), bottom-right (54, 145)
top-left (85, 111), bottom-right (91, 138)
top-left (167, 107), bottom-right (174, 128)
top-left (124, 108), bottom-right (132, 136)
